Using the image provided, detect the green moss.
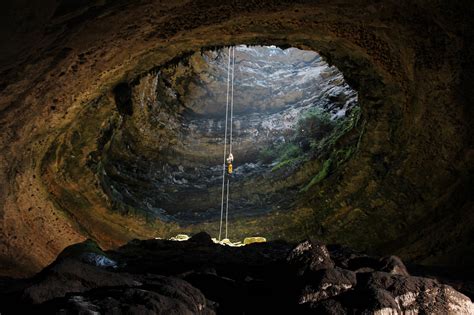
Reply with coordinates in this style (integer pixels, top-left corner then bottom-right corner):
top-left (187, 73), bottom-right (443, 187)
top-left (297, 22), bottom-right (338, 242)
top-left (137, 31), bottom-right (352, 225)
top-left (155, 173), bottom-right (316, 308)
top-left (280, 143), bottom-right (302, 160)
top-left (334, 147), bottom-right (355, 167)
top-left (263, 106), bottom-right (362, 178)
top-left (272, 158), bottom-right (297, 172)
top-left (300, 158), bottom-right (332, 192)
top-left (298, 107), bottom-right (363, 193)
top-left (260, 142), bottom-right (303, 169)
top-left (311, 107), bottom-right (361, 153)
top-left (296, 108), bottom-right (335, 147)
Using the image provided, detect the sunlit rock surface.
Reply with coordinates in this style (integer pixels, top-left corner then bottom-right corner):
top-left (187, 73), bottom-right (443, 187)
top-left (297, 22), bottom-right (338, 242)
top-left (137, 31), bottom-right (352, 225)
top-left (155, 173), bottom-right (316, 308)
top-left (101, 46), bottom-right (358, 224)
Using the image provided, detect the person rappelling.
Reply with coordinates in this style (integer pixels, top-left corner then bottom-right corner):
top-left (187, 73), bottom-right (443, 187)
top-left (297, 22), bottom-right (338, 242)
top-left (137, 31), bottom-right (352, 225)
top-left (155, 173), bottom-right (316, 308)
top-left (219, 46), bottom-right (236, 241)
top-left (227, 153), bottom-right (234, 175)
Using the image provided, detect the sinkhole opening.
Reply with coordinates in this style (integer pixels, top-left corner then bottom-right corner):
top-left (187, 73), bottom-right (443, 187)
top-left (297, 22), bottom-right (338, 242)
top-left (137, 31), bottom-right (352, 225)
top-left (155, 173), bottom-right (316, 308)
top-left (102, 45), bottom-right (360, 226)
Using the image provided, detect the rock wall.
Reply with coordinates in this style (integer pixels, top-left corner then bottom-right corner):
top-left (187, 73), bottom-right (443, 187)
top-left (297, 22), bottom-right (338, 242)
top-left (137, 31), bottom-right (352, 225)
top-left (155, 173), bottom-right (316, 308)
top-left (100, 46), bottom-right (358, 224)
top-left (0, 0), bottom-right (472, 277)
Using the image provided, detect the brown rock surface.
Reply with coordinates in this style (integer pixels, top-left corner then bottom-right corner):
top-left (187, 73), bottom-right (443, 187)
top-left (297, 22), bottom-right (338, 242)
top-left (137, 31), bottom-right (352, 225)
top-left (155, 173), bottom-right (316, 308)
top-left (0, 0), bottom-right (472, 279)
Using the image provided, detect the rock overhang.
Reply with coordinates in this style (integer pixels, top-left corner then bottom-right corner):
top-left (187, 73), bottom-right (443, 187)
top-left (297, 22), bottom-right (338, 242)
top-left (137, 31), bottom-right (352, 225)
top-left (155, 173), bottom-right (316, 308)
top-left (0, 0), bottom-right (472, 277)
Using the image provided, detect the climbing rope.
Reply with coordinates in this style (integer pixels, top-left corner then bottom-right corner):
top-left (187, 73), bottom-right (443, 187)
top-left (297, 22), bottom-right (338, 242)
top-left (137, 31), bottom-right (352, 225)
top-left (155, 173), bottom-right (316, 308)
top-left (219, 46), bottom-right (236, 241)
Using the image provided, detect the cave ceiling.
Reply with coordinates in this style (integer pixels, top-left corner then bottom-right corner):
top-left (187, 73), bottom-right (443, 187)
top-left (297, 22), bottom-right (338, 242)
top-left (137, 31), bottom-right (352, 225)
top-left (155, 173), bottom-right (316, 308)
top-left (0, 0), bottom-right (472, 277)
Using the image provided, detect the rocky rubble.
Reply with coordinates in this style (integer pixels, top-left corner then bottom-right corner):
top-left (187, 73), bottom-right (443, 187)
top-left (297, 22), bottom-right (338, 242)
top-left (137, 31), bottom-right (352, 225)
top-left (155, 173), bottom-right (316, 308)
top-left (0, 233), bottom-right (472, 314)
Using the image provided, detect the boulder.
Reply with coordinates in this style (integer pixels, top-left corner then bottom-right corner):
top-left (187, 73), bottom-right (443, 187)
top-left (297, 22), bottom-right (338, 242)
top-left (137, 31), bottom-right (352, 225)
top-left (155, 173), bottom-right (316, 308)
top-left (287, 240), bottom-right (334, 276)
top-left (56, 239), bottom-right (117, 268)
top-left (339, 286), bottom-right (401, 314)
top-left (23, 259), bottom-right (140, 304)
top-left (378, 255), bottom-right (409, 276)
top-left (356, 271), bottom-right (474, 314)
top-left (40, 275), bottom-right (215, 315)
top-left (298, 267), bottom-right (356, 304)
top-left (189, 232), bottom-right (214, 245)
top-left (1, 237), bottom-right (472, 314)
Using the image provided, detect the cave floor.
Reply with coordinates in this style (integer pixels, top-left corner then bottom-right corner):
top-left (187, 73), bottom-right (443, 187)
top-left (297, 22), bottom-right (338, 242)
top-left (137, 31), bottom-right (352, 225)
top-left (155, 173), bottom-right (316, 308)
top-left (0, 233), bottom-right (473, 314)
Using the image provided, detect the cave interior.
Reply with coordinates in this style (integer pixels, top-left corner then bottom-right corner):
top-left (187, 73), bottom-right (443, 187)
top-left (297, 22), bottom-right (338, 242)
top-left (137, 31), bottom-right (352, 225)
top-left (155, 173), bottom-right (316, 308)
top-left (0, 0), bottom-right (473, 314)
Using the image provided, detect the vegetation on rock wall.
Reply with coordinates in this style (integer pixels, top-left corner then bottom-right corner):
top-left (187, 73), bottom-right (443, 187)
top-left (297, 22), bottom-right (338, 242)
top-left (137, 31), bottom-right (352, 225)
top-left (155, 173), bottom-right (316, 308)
top-left (97, 46), bottom-right (359, 229)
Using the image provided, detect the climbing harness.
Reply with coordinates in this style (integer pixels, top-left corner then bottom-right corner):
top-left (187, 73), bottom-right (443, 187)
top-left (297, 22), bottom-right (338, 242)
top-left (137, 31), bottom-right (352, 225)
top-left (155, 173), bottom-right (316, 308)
top-left (219, 46), bottom-right (236, 241)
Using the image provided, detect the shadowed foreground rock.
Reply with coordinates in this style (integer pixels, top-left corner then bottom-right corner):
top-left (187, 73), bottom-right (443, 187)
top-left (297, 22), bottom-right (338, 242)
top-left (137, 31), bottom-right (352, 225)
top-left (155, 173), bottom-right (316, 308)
top-left (0, 233), bottom-right (472, 314)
